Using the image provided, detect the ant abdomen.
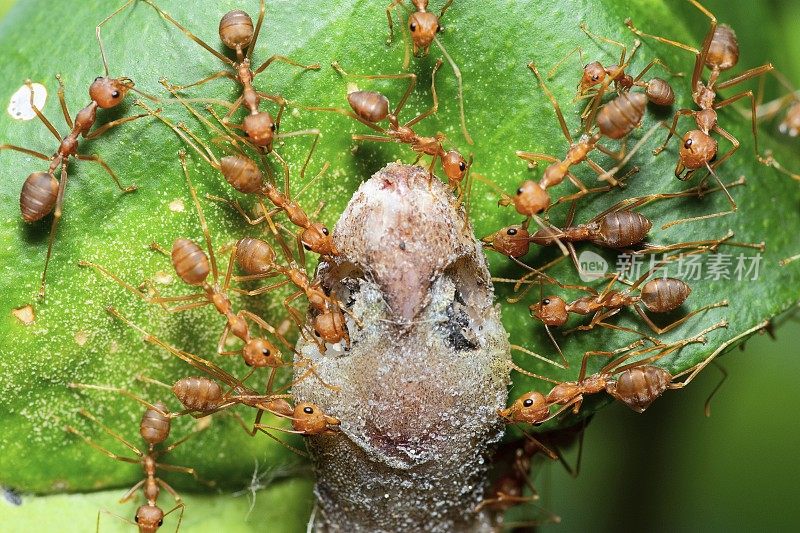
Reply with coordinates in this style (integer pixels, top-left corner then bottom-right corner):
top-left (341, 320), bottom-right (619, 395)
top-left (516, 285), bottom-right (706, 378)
top-left (596, 92), bottom-right (647, 140)
top-left (19, 171), bottom-right (58, 222)
top-left (220, 155), bottom-right (264, 194)
top-left (640, 277), bottom-right (691, 313)
top-left (172, 376), bottom-right (223, 412)
top-left (645, 78), bottom-right (675, 106)
top-left (347, 90), bottom-right (390, 123)
top-left (236, 237), bottom-right (275, 275)
top-left (606, 365), bottom-right (672, 413)
top-left (707, 24), bottom-right (739, 71)
top-left (594, 211), bottom-right (652, 248)
top-left (139, 401), bottom-right (171, 445)
top-left (219, 10), bottom-right (254, 50)
top-left (171, 238), bottom-right (210, 285)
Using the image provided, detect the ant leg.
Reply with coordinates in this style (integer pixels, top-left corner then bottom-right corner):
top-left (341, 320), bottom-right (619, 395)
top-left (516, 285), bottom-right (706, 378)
top-left (117, 479), bottom-right (146, 504)
top-left (528, 63), bottom-right (573, 143)
top-left (216, 324), bottom-right (232, 355)
top-left (334, 63), bottom-right (419, 117)
top-left (715, 63), bottom-right (774, 92)
top-left (23, 80), bottom-right (61, 141)
top-left (273, 128), bottom-right (323, 191)
top-left (301, 100), bottom-right (388, 134)
top-left (157, 464), bottom-right (208, 487)
top-left (246, 0), bottom-right (266, 60)
top-left (67, 382), bottom-right (171, 418)
top-left (633, 300), bottom-right (728, 335)
top-left (70, 408), bottom-right (143, 457)
top-left (585, 159), bottom-right (619, 186)
top-left (404, 60), bottom-right (443, 127)
top-left (142, 0), bottom-right (234, 66)
top-left (714, 91), bottom-right (761, 157)
top-left (674, 320), bottom-right (768, 388)
top-left (75, 153), bottom-right (137, 192)
top-left (594, 121), bottom-right (661, 182)
top-left (385, 0), bottom-right (407, 45)
top-left (135, 101), bottom-right (220, 168)
top-left (255, 91), bottom-right (287, 129)
top-left (351, 133), bottom-right (393, 144)
top-left (205, 194), bottom-right (264, 225)
top-left (163, 70), bottom-right (238, 92)
top-left (580, 22), bottom-right (631, 67)
top-left (107, 306), bottom-right (249, 390)
top-left (252, 55), bottom-right (321, 77)
top-left (653, 109), bottom-right (694, 155)
top-left (240, 310), bottom-right (293, 349)
top-left (95, 0), bottom-right (134, 75)
top-left (509, 344), bottom-right (565, 370)
top-left (38, 164), bottom-right (68, 298)
top-left (179, 151), bottom-right (219, 281)
top-left (623, 17), bottom-right (700, 79)
top-left (547, 46), bottom-right (584, 81)
top-left (632, 58), bottom-right (681, 83)
top-left (432, 38), bottom-right (473, 144)
top-left (54, 74), bottom-right (73, 128)
top-left (0, 144), bottom-right (50, 160)
top-left (83, 112), bottom-right (150, 140)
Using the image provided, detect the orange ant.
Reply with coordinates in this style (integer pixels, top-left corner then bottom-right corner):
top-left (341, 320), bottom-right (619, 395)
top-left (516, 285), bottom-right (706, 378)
top-left (65, 400), bottom-right (208, 532)
top-left (385, 0), bottom-right (472, 145)
top-left (304, 60), bottom-right (471, 189)
top-left (104, 307), bottom-right (341, 438)
top-left (626, 0), bottom-right (775, 223)
top-left (232, 237), bottom-right (354, 352)
top-left (137, 99), bottom-right (334, 264)
top-left (80, 152), bottom-right (294, 375)
top-left (500, 319), bottom-right (734, 426)
top-left (0, 0), bottom-right (156, 298)
top-left (549, 23), bottom-right (677, 115)
top-left (142, 0), bottom-right (319, 149)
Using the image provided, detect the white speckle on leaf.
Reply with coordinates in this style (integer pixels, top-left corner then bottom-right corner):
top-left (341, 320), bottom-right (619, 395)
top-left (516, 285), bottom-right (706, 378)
top-left (74, 330), bottom-right (89, 346)
top-left (7, 83), bottom-right (47, 121)
top-left (169, 198), bottom-right (185, 212)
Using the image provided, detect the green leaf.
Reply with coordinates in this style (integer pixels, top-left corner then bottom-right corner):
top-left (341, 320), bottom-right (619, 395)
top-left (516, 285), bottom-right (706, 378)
top-left (0, 0), bottom-right (797, 521)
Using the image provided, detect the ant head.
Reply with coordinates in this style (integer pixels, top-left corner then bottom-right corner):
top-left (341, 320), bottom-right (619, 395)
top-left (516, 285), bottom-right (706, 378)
top-left (243, 338), bottom-right (282, 368)
top-left (302, 223), bottom-right (338, 256)
top-left (512, 180), bottom-right (550, 216)
top-left (481, 225), bottom-right (531, 258)
top-left (529, 296), bottom-right (568, 327)
top-left (347, 90), bottom-right (390, 123)
top-left (498, 391), bottom-right (550, 425)
top-left (312, 310), bottom-right (346, 344)
top-left (219, 10), bottom-right (254, 51)
top-left (89, 76), bottom-right (133, 108)
top-left (441, 150), bottom-right (468, 183)
top-left (679, 130), bottom-right (717, 170)
top-left (235, 237), bottom-right (275, 275)
top-left (579, 61), bottom-right (606, 93)
top-left (134, 504), bottom-right (165, 533)
top-left (409, 11), bottom-right (441, 55)
top-left (171, 238), bottom-right (210, 285)
top-left (292, 402), bottom-right (340, 434)
top-left (242, 112), bottom-right (276, 148)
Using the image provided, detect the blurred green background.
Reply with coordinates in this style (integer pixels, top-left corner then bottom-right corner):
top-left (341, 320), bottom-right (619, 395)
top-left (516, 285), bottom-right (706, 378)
top-left (0, 0), bottom-right (798, 531)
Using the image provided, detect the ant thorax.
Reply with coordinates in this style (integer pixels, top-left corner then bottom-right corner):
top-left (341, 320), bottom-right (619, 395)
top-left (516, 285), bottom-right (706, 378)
top-left (292, 164), bottom-right (511, 532)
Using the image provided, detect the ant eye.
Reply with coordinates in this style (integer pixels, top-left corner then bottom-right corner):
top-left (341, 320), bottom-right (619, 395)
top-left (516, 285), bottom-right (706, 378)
top-left (592, 75), bottom-right (599, 81)
top-left (303, 243), bottom-right (312, 251)
top-left (262, 348), bottom-right (270, 356)
top-left (111, 91), bottom-right (120, 98)
top-left (516, 188), bottom-right (523, 195)
top-left (135, 516), bottom-right (140, 523)
top-left (523, 399), bottom-right (533, 407)
top-left (270, 123), bottom-right (276, 131)
top-left (542, 299), bottom-right (550, 305)
top-left (507, 228), bottom-right (517, 236)
top-left (158, 520), bottom-right (163, 526)
top-left (459, 162), bottom-right (466, 171)
top-left (303, 406), bottom-right (314, 414)
top-left (322, 227), bottom-right (330, 236)
top-left (94, 76), bottom-right (102, 82)
top-left (409, 22), bottom-right (417, 31)
top-left (684, 139), bottom-right (693, 148)
top-left (437, 25), bottom-right (442, 32)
